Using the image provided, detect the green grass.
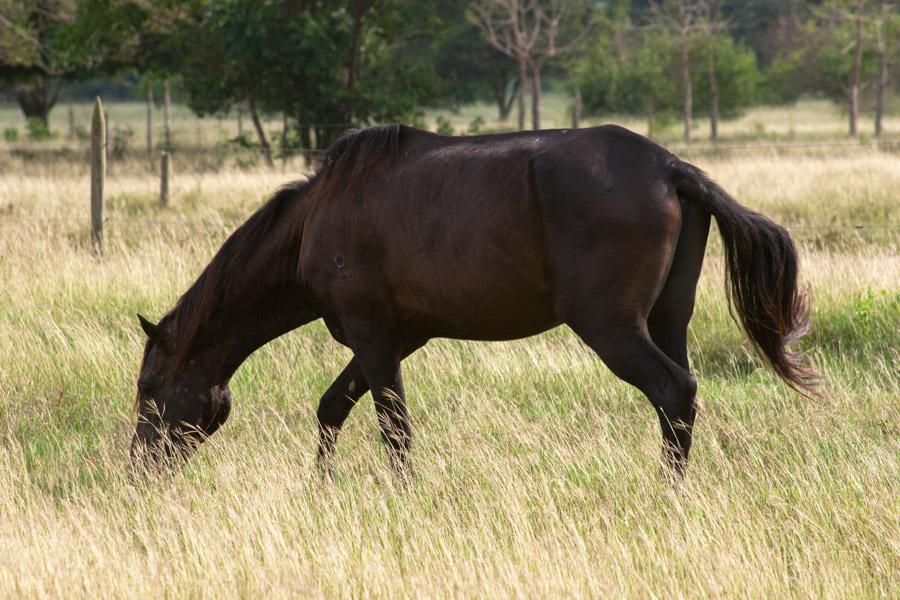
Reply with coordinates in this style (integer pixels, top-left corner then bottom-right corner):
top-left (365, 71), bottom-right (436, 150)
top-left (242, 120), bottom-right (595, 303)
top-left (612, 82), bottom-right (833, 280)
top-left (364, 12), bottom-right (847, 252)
top-left (0, 100), bottom-right (898, 597)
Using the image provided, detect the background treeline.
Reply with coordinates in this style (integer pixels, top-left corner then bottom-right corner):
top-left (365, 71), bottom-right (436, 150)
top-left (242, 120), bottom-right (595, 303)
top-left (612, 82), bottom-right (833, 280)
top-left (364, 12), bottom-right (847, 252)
top-left (0, 0), bottom-right (897, 151)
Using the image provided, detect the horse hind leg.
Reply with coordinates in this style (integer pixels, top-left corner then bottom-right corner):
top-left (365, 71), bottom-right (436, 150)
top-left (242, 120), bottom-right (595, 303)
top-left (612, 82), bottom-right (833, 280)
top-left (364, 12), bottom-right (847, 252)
top-left (648, 197), bottom-right (711, 370)
top-left (570, 320), bottom-right (698, 476)
top-left (316, 339), bottom-right (426, 477)
top-left (646, 200), bottom-right (711, 466)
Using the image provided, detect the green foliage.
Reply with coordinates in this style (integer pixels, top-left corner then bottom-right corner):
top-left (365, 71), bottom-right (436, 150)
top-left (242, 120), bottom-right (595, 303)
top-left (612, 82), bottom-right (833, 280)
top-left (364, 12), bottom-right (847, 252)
top-left (435, 115), bottom-right (455, 135)
top-left (573, 28), bottom-right (761, 123)
top-left (692, 37), bottom-right (762, 117)
top-left (467, 115), bottom-right (486, 135)
top-left (26, 117), bottom-right (53, 140)
top-left (3, 127), bottom-right (18, 142)
top-left (430, 0), bottom-right (518, 117)
top-left (171, 0), bottom-right (441, 149)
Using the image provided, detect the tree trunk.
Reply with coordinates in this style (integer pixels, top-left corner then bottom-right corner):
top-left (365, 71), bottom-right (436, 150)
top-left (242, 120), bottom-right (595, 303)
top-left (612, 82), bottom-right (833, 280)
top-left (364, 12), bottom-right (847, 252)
top-left (14, 78), bottom-right (60, 127)
top-left (848, 3), bottom-right (864, 137)
top-left (345, 0), bottom-right (370, 123)
top-left (237, 102), bottom-right (244, 138)
top-left (681, 37), bottom-right (692, 142)
top-left (246, 93), bottom-right (274, 167)
top-left (572, 89), bottom-right (582, 129)
top-left (299, 125), bottom-right (313, 166)
top-left (874, 16), bottom-right (888, 137)
top-left (493, 73), bottom-right (517, 122)
top-left (517, 58), bottom-right (527, 131)
top-left (163, 79), bottom-right (172, 148)
top-left (146, 85), bottom-right (154, 153)
top-left (531, 64), bottom-right (542, 131)
top-left (707, 33), bottom-right (719, 142)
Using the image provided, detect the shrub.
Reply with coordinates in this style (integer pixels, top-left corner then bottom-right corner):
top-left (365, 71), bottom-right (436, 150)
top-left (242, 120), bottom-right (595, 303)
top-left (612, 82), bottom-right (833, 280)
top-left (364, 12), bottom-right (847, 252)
top-left (26, 118), bottom-right (54, 141)
top-left (435, 115), bottom-right (455, 136)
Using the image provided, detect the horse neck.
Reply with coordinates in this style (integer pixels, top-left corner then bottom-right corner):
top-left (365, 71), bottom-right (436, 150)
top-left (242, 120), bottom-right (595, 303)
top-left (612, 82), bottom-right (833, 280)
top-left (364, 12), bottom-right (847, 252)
top-left (182, 205), bottom-right (318, 383)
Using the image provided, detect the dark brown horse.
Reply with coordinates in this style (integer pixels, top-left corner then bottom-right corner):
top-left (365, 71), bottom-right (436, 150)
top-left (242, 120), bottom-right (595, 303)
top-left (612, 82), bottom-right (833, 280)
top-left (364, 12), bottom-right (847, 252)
top-left (132, 124), bottom-right (815, 476)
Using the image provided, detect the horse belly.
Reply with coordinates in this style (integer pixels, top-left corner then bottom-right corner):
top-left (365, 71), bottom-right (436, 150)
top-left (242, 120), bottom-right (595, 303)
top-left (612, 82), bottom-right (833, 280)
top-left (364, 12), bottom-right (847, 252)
top-left (400, 275), bottom-right (558, 341)
top-left (387, 194), bottom-right (558, 340)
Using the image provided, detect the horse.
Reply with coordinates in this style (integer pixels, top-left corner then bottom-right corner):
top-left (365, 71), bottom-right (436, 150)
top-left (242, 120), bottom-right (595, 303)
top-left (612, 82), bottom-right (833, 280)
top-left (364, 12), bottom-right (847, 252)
top-left (131, 124), bottom-right (816, 477)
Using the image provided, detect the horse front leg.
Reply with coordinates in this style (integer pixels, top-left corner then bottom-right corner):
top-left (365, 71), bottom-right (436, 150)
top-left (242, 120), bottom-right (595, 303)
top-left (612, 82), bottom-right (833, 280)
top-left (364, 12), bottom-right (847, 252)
top-left (316, 358), bottom-right (369, 476)
top-left (315, 338), bottom-right (425, 478)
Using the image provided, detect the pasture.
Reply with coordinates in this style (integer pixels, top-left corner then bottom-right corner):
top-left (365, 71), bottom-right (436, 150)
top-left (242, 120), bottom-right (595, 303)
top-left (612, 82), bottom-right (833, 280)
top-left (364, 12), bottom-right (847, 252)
top-left (0, 100), bottom-right (898, 597)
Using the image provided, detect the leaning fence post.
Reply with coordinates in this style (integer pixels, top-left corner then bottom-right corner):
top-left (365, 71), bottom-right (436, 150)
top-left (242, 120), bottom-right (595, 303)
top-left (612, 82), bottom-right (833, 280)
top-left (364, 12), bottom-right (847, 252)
top-left (160, 151), bottom-right (170, 207)
top-left (90, 97), bottom-right (106, 251)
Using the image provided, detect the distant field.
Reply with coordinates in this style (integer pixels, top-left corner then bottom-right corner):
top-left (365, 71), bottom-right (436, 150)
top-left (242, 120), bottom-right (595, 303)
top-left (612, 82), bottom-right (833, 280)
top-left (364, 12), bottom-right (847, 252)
top-left (2, 94), bottom-right (899, 151)
top-left (0, 97), bottom-right (898, 596)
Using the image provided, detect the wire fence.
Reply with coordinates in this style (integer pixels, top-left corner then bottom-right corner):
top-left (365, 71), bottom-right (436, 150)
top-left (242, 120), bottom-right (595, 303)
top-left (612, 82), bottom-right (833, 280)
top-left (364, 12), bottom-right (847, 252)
top-left (0, 214), bottom-right (896, 233)
top-left (2, 131), bottom-right (899, 156)
top-left (1, 124), bottom-right (897, 242)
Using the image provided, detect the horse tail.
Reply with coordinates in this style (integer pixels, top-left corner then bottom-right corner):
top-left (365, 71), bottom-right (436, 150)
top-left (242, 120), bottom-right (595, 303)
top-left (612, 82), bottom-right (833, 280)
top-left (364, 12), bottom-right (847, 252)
top-left (671, 160), bottom-right (818, 395)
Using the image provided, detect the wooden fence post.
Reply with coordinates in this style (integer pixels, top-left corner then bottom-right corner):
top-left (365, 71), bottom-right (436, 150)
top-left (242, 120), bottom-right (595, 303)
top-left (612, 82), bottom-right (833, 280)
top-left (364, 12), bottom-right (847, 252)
top-left (68, 105), bottom-right (75, 140)
top-left (91, 97), bottom-right (106, 251)
top-left (163, 79), bottom-right (172, 149)
top-left (160, 151), bottom-right (170, 207)
top-left (146, 84), bottom-right (154, 153)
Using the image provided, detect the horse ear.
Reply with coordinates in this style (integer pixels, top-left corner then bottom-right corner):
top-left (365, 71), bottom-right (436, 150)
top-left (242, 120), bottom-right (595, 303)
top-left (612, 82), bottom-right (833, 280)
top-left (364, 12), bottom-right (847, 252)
top-left (137, 314), bottom-right (171, 354)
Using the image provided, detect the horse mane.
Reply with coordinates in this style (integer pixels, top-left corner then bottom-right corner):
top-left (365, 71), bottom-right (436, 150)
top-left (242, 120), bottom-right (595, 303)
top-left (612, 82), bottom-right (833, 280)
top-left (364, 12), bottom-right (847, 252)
top-left (311, 124), bottom-right (403, 191)
top-left (163, 180), bottom-right (310, 372)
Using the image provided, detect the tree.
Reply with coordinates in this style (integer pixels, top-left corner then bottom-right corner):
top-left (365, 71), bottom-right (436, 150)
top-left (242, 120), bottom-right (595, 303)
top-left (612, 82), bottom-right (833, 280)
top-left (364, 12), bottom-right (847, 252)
top-left (652, 0), bottom-right (705, 141)
top-left (819, 0), bottom-right (883, 136)
top-left (699, 0), bottom-right (728, 141)
top-left (472, 0), bottom-right (595, 130)
top-left (871, 1), bottom-right (896, 136)
top-left (0, 0), bottom-right (77, 127)
top-left (173, 0), bottom-right (441, 159)
top-left (572, 18), bottom-right (760, 140)
top-left (431, 1), bottom-right (519, 122)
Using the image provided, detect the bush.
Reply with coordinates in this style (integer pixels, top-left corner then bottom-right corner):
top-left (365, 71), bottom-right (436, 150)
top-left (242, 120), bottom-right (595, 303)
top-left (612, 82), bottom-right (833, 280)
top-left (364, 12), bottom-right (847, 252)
top-left (111, 126), bottom-right (134, 159)
top-left (467, 116), bottom-right (485, 135)
top-left (435, 115), bottom-right (455, 136)
top-left (3, 128), bottom-right (18, 142)
top-left (26, 118), bottom-right (54, 141)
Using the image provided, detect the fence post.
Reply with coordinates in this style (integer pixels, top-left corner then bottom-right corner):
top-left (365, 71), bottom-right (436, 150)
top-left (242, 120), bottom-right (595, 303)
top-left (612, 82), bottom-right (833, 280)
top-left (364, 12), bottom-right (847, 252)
top-left (146, 84), bottom-right (154, 154)
top-left (163, 79), bottom-right (172, 149)
top-left (68, 105), bottom-right (75, 140)
top-left (160, 151), bottom-right (170, 207)
top-left (90, 97), bottom-right (105, 251)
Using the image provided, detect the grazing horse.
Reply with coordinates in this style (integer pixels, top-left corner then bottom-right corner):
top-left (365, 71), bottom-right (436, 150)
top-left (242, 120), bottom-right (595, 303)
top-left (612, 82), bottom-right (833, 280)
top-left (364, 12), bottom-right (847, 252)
top-left (132, 124), bottom-right (815, 476)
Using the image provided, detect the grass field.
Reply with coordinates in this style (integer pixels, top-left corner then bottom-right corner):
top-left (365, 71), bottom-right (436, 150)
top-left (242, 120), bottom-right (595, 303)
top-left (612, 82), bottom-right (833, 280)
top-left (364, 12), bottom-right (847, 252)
top-left (0, 100), bottom-right (898, 597)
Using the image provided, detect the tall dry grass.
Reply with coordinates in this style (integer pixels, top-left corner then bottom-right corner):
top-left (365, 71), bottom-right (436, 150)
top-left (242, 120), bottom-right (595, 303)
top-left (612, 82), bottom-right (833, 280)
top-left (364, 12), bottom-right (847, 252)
top-left (0, 114), bottom-right (898, 597)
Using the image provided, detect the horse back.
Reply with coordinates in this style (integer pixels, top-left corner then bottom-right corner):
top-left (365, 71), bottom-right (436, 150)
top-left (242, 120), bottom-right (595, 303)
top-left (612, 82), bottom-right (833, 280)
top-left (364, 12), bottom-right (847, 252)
top-left (300, 126), bottom-right (680, 340)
